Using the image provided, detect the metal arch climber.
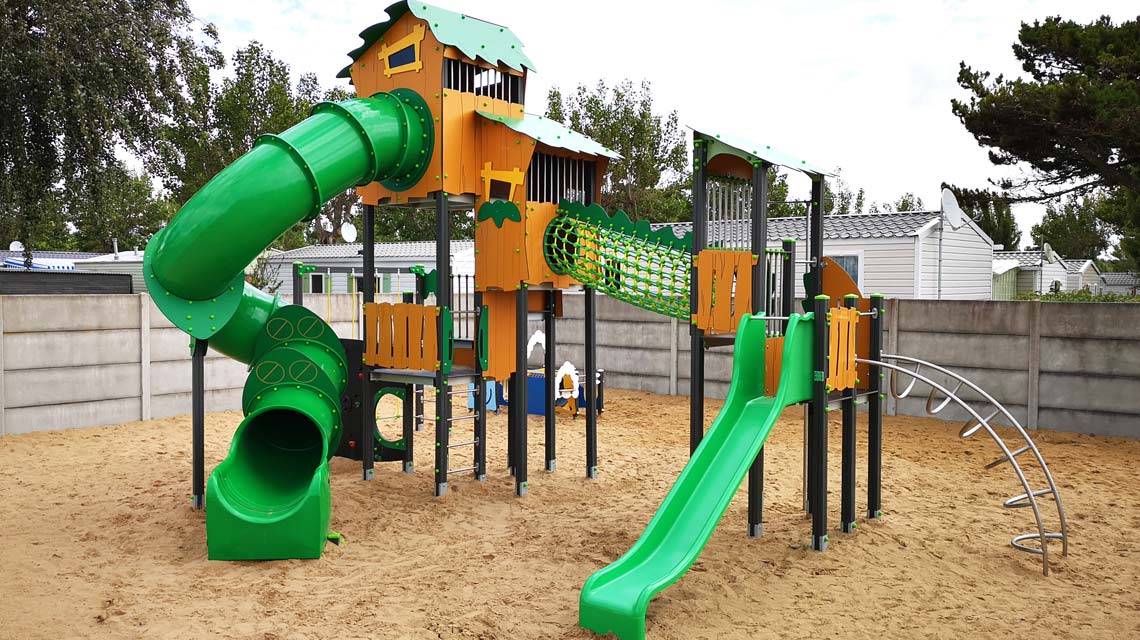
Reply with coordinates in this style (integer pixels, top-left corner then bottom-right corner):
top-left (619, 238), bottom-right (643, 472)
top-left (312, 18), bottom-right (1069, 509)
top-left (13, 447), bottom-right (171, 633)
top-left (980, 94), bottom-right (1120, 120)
top-left (857, 354), bottom-right (1070, 575)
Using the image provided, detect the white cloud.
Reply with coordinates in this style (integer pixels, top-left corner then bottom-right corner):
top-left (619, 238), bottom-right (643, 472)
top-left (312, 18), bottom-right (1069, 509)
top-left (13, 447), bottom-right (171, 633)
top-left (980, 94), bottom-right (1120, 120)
top-left (187, 0), bottom-right (1137, 248)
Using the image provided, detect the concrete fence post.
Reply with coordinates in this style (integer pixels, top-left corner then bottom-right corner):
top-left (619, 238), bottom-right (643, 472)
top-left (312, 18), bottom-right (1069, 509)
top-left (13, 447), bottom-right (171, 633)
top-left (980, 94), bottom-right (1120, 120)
top-left (886, 297), bottom-right (900, 416)
top-left (1027, 300), bottom-right (1041, 430)
top-left (669, 316), bottom-right (679, 395)
top-left (140, 293), bottom-right (152, 421)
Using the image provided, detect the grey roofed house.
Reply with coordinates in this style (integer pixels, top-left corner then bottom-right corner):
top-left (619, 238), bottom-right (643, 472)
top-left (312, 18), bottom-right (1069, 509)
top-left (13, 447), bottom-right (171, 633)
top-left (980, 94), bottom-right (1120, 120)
top-left (654, 211), bottom-right (995, 299)
top-left (1103, 271), bottom-right (1140, 295)
top-left (268, 240), bottom-right (475, 297)
top-left (994, 250), bottom-right (1078, 295)
top-left (1061, 258), bottom-right (1104, 294)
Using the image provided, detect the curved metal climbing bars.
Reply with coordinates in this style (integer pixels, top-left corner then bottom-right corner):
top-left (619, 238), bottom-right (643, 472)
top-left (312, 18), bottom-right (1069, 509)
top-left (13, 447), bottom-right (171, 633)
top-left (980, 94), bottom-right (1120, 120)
top-left (854, 354), bottom-right (1069, 576)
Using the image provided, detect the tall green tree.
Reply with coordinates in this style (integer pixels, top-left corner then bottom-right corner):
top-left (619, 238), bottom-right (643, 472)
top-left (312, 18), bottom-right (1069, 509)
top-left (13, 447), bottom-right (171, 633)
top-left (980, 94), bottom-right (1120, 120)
top-left (0, 1), bottom-right (220, 261)
top-left (66, 162), bottom-right (175, 253)
top-left (153, 42), bottom-right (358, 249)
top-left (546, 80), bottom-right (688, 223)
top-left (952, 15), bottom-right (1140, 263)
top-left (1031, 194), bottom-right (1111, 259)
top-left (943, 183), bottom-right (1022, 248)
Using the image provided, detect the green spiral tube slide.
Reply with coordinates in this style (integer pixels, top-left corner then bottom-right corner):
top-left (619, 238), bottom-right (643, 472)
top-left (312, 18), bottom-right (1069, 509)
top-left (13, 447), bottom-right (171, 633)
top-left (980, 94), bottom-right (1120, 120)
top-left (144, 89), bottom-right (434, 560)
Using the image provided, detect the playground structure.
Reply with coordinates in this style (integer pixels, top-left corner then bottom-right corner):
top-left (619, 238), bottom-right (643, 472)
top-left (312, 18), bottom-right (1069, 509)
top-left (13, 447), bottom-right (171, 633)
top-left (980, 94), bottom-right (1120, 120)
top-left (139, 2), bottom-right (1068, 637)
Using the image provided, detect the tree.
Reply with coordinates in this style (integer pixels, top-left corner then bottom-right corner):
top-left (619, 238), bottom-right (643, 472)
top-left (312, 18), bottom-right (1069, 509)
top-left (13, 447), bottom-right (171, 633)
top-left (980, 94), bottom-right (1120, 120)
top-left (65, 162), bottom-right (175, 253)
top-left (952, 15), bottom-right (1140, 263)
top-left (153, 42), bottom-right (360, 250)
top-left (943, 183), bottom-right (1022, 248)
top-left (0, 1), bottom-right (220, 261)
top-left (1031, 194), bottom-right (1111, 259)
top-left (374, 207), bottom-right (474, 242)
top-left (545, 80), bottom-right (688, 223)
top-left (824, 170), bottom-right (866, 215)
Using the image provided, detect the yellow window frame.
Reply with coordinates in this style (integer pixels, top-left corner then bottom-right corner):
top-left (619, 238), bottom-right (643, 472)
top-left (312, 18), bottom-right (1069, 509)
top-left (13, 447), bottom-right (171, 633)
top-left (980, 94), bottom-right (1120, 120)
top-left (481, 162), bottom-right (525, 203)
top-left (378, 24), bottom-right (425, 78)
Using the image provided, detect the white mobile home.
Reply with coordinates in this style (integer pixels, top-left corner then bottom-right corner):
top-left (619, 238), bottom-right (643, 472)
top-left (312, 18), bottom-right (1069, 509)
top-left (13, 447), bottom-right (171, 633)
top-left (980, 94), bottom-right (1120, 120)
top-left (657, 211), bottom-right (995, 299)
top-left (1063, 259), bottom-right (1105, 293)
top-left (268, 241), bottom-right (475, 298)
top-left (1103, 272), bottom-right (1139, 295)
top-left (995, 250), bottom-right (1070, 295)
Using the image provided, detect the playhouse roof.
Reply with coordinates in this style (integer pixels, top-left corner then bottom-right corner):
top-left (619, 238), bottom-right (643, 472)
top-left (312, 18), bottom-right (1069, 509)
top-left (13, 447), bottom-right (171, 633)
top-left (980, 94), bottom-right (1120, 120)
top-left (338, 1), bottom-right (535, 79)
top-left (477, 111), bottom-right (621, 159)
top-left (690, 126), bottom-right (835, 177)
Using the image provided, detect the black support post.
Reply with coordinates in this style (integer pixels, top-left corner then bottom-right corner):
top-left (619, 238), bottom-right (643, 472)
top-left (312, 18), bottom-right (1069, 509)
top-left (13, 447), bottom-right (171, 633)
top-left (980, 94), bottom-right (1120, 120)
top-left (747, 161), bottom-right (771, 538)
top-left (810, 295), bottom-right (830, 551)
top-left (781, 239), bottom-right (795, 333)
top-left (585, 286), bottom-right (598, 479)
top-left (474, 291), bottom-right (487, 481)
top-left (434, 191), bottom-right (451, 497)
top-left (514, 285), bottom-right (529, 495)
top-left (361, 204), bottom-right (376, 481)
top-left (868, 293), bottom-right (885, 519)
top-left (807, 178), bottom-right (825, 299)
top-left (402, 385), bottom-right (414, 474)
top-left (544, 290), bottom-right (557, 472)
top-left (191, 338), bottom-right (208, 510)
top-left (841, 294), bottom-right (858, 534)
top-left (689, 135), bottom-right (709, 454)
top-left (292, 262), bottom-right (304, 306)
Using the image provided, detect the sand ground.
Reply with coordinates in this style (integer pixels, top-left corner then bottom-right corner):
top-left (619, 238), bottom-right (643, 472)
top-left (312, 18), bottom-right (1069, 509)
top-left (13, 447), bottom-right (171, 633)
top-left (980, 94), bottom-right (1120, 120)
top-left (1, 389), bottom-right (1138, 639)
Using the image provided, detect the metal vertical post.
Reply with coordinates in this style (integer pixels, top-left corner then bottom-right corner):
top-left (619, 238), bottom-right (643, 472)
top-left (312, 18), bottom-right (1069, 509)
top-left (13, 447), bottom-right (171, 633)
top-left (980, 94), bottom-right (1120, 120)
top-left (191, 338), bottom-right (208, 510)
top-left (434, 191), bottom-right (451, 497)
top-left (292, 262), bottom-right (304, 306)
top-left (810, 295), bottom-right (830, 551)
top-left (474, 291), bottom-right (487, 481)
top-left (841, 294), bottom-right (858, 534)
top-left (544, 289), bottom-right (557, 472)
top-left (748, 161), bottom-right (770, 538)
top-left (689, 135), bottom-right (709, 454)
top-left (361, 204), bottom-right (376, 481)
top-left (781, 239), bottom-right (795, 333)
top-left (402, 385), bottom-right (414, 474)
top-left (585, 286), bottom-right (598, 479)
top-left (514, 285), bottom-right (529, 495)
top-left (807, 178), bottom-right (825, 299)
top-left (867, 293), bottom-right (885, 519)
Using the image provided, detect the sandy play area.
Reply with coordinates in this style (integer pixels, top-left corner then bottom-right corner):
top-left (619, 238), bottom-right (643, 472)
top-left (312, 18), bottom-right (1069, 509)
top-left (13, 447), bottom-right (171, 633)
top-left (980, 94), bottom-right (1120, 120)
top-left (1, 388), bottom-right (1138, 639)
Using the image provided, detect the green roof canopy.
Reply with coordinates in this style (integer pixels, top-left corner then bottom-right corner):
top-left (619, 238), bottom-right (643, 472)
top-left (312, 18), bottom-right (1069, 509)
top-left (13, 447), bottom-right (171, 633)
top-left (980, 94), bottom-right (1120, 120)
top-left (477, 111), bottom-right (621, 159)
top-left (691, 126), bottom-right (834, 177)
top-left (338, 1), bottom-right (535, 79)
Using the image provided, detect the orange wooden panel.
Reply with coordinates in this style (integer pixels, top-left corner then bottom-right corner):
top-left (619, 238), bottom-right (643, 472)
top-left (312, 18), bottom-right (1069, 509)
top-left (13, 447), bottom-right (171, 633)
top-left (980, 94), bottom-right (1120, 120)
top-left (422, 306), bottom-right (439, 370)
top-left (820, 257), bottom-right (873, 389)
top-left (711, 252), bottom-right (734, 333)
top-left (363, 303), bottom-right (379, 365)
top-left (406, 304), bottom-right (425, 370)
top-left (377, 303), bottom-right (395, 367)
top-left (732, 251), bottom-right (754, 327)
top-left (764, 336), bottom-right (785, 397)
top-left (392, 305), bottom-right (409, 369)
top-left (454, 346), bottom-right (476, 368)
top-left (482, 290), bottom-right (516, 381)
top-left (846, 307), bottom-right (859, 388)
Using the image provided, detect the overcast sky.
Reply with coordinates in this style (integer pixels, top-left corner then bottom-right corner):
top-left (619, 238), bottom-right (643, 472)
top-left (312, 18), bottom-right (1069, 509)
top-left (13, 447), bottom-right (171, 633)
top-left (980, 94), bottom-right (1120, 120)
top-left (187, 0), bottom-right (1138, 248)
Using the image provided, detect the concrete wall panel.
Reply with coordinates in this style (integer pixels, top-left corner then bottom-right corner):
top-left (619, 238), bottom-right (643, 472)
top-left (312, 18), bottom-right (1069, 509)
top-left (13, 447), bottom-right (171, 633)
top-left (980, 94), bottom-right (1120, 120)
top-left (4, 329), bottom-right (140, 369)
top-left (3, 295), bottom-right (139, 333)
top-left (6, 363), bottom-right (140, 408)
top-left (7, 397), bottom-right (142, 433)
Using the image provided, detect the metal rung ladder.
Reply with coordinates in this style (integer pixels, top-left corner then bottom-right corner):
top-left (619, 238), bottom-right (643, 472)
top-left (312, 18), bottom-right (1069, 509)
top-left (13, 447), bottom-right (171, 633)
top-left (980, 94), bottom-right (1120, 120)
top-left (857, 353), bottom-right (1070, 576)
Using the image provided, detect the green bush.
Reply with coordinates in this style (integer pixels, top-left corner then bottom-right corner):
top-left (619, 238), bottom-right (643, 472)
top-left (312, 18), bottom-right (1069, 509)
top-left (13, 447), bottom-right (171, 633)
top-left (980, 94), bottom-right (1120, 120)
top-left (1015, 289), bottom-right (1140, 303)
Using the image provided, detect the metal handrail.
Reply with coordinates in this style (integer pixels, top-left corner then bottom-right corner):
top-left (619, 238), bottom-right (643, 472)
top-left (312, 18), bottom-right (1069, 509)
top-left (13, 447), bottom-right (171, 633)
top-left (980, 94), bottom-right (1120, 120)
top-left (857, 357), bottom-right (1065, 575)
top-left (881, 354), bottom-right (1069, 560)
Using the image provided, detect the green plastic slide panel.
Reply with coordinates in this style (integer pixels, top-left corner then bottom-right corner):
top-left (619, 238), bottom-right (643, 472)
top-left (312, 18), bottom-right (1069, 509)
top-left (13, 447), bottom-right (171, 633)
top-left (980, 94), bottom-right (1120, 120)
top-left (578, 312), bottom-right (814, 639)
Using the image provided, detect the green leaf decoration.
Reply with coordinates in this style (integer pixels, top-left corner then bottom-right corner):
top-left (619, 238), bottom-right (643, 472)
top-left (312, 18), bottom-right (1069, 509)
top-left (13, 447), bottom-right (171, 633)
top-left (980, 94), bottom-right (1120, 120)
top-left (477, 200), bottom-right (522, 228)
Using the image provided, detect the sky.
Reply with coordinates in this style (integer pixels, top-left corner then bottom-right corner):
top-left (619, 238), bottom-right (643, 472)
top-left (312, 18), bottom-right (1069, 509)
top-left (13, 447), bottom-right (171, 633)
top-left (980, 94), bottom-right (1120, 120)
top-left (187, 0), bottom-right (1139, 249)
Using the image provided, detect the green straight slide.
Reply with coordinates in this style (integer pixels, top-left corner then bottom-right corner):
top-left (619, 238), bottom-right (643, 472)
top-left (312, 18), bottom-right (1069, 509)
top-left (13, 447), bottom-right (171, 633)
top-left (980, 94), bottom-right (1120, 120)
top-left (579, 312), bottom-right (815, 640)
top-left (144, 89), bottom-right (434, 560)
